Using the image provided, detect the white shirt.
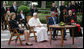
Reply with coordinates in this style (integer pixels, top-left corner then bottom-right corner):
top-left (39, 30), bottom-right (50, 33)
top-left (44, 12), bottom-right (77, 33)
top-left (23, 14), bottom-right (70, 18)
top-left (13, 5), bottom-right (17, 11)
top-left (3, 7), bottom-right (6, 11)
top-left (21, 14), bottom-right (25, 19)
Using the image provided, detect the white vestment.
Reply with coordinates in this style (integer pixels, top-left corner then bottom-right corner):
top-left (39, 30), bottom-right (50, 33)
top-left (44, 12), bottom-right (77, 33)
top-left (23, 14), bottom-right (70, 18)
top-left (28, 17), bottom-right (48, 42)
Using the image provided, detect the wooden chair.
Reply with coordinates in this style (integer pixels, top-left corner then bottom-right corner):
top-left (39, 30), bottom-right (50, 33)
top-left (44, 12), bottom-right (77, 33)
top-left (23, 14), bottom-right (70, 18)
top-left (45, 16), bottom-right (51, 32)
top-left (1, 22), bottom-right (3, 30)
top-left (26, 16), bottom-right (37, 42)
top-left (45, 16), bottom-right (61, 38)
top-left (6, 19), bottom-right (24, 45)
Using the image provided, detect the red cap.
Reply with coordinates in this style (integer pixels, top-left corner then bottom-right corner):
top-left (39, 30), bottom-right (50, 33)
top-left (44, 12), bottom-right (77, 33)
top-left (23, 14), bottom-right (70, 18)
top-left (72, 9), bottom-right (75, 13)
top-left (71, 19), bottom-right (75, 23)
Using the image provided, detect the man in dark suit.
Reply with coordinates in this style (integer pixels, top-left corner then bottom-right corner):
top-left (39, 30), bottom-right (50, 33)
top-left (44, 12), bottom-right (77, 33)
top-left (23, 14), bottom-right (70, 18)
top-left (30, 5), bottom-right (38, 16)
top-left (48, 12), bottom-right (66, 40)
top-left (51, 3), bottom-right (58, 19)
top-left (10, 2), bottom-right (18, 21)
top-left (1, 2), bottom-right (7, 30)
top-left (70, 1), bottom-right (76, 14)
top-left (10, 2), bottom-right (17, 13)
top-left (18, 10), bottom-right (28, 30)
top-left (59, 1), bottom-right (67, 22)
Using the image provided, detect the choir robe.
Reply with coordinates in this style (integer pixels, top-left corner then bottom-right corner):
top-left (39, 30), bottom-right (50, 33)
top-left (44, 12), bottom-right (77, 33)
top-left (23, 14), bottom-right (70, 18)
top-left (65, 15), bottom-right (82, 37)
top-left (28, 17), bottom-right (48, 42)
top-left (70, 5), bottom-right (77, 14)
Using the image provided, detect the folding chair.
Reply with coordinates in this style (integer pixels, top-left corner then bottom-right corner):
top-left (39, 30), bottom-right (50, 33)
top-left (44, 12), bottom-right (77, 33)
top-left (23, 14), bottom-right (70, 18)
top-left (6, 19), bottom-right (24, 45)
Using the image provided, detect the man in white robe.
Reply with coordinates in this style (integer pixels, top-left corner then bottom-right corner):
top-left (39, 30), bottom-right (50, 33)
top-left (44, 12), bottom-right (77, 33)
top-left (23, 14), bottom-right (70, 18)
top-left (28, 13), bottom-right (48, 42)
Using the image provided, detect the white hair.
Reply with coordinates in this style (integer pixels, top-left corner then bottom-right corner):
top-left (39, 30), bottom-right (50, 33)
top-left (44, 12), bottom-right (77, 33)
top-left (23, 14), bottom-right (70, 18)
top-left (33, 12), bottom-right (37, 16)
top-left (68, 10), bottom-right (72, 13)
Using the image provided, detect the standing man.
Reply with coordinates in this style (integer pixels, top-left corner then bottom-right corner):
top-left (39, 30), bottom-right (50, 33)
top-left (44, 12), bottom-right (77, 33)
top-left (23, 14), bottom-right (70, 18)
top-left (10, 1), bottom-right (18, 13)
top-left (51, 3), bottom-right (58, 19)
top-left (30, 5), bottom-right (38, 16)
top-left (59, 1), bottom-right (67, 22)
top-left (70, 1), bottom-right (76, 14)
top-left (1, 2), bottom-right (7, 30)
top-left (10, 1), bottom-right (18, 21)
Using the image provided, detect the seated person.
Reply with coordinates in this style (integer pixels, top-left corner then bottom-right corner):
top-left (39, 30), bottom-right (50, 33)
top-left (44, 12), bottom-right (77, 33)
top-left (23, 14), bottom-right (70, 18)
top-left (48, 12), bottom-right (66, 40)
top-left (28, 13), bottom-right (48, 42)
top-left (9, 12), bottom-right (33, 46)
top-left (18, 10), bottom-right (28, 29)
top-left (5, 10), bottom-right (10, 21)
top-left (65, 10), bottom-right (82, 37)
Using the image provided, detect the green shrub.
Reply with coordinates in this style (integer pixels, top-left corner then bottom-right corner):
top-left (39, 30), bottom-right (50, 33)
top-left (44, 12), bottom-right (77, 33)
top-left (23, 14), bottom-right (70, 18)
top-left (17, 5), bottom-right (30, 14)
top-left (77, 14), bottom-right (83, 27)
top-left (40, 19), bottom-right (46, 24)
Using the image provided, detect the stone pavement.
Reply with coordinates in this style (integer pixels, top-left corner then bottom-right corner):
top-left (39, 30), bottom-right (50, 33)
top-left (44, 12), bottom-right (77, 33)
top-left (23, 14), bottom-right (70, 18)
top-left (1, 25), bottom-right (83, 48)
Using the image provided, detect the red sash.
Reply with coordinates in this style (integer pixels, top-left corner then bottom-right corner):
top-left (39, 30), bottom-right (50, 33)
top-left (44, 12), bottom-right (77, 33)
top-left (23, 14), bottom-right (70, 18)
top-left (71, 19), bottom-right (80, 32)
top-left (75, 24), bottom-right (80, 32)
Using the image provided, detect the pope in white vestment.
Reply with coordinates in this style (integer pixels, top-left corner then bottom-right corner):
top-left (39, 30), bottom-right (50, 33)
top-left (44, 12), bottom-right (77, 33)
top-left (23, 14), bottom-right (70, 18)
top-left (28, 13), bottom-right (48, 42)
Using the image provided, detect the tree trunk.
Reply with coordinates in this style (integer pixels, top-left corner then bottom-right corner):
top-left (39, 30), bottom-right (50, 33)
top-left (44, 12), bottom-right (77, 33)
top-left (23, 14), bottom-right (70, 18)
top-left (41, 1), bottom-right (46, 9)
top-left (54, 1), bottom-right (57, 5)
top-left (59, 1), bottom-right (61, 7)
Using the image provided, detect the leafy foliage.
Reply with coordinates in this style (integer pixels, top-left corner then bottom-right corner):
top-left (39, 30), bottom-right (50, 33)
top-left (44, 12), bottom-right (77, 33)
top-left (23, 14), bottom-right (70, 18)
top-left (17, 5), bottom-right (30, 13)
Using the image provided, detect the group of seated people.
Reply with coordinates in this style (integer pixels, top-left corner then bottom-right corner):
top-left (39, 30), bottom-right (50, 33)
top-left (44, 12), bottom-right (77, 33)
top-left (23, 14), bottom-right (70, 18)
top-left (6, 8), bottom-right (82, 46)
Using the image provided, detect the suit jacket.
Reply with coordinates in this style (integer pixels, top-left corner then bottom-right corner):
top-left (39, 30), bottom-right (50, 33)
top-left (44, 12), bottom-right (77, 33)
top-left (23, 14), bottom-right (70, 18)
top-left (10, 5), bottom-right (18, 21)
top-left (10, 5), bottom-right (18, 13)
top-left (18, 14), bottom-right (26, 20)
top-left (48, 17), bottom-right (59, 25)
top-left (1, 7), bottom-right (7, 20)
top-left (59, 5), bottom-right (67, 22)
top-left (51, 7), bottom-right (58, 12)
top-left (60, 5), bottom-right (66, 14)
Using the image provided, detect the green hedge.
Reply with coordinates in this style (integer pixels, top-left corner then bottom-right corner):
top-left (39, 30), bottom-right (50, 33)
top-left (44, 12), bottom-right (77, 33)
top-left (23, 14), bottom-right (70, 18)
top-left (77, 14), bottom-right (83, 27)
top-left (17, 5), bottom-right (30, 14)
top-left (38, 13), bottom-right (50, 24)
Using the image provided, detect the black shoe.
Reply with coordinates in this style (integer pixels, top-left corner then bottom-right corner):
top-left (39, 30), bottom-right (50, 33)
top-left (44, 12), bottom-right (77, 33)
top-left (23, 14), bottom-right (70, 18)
top-left (26, 43), bottom-right (33, 46)
top-left (63, 38), bottom-right (67, 40)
